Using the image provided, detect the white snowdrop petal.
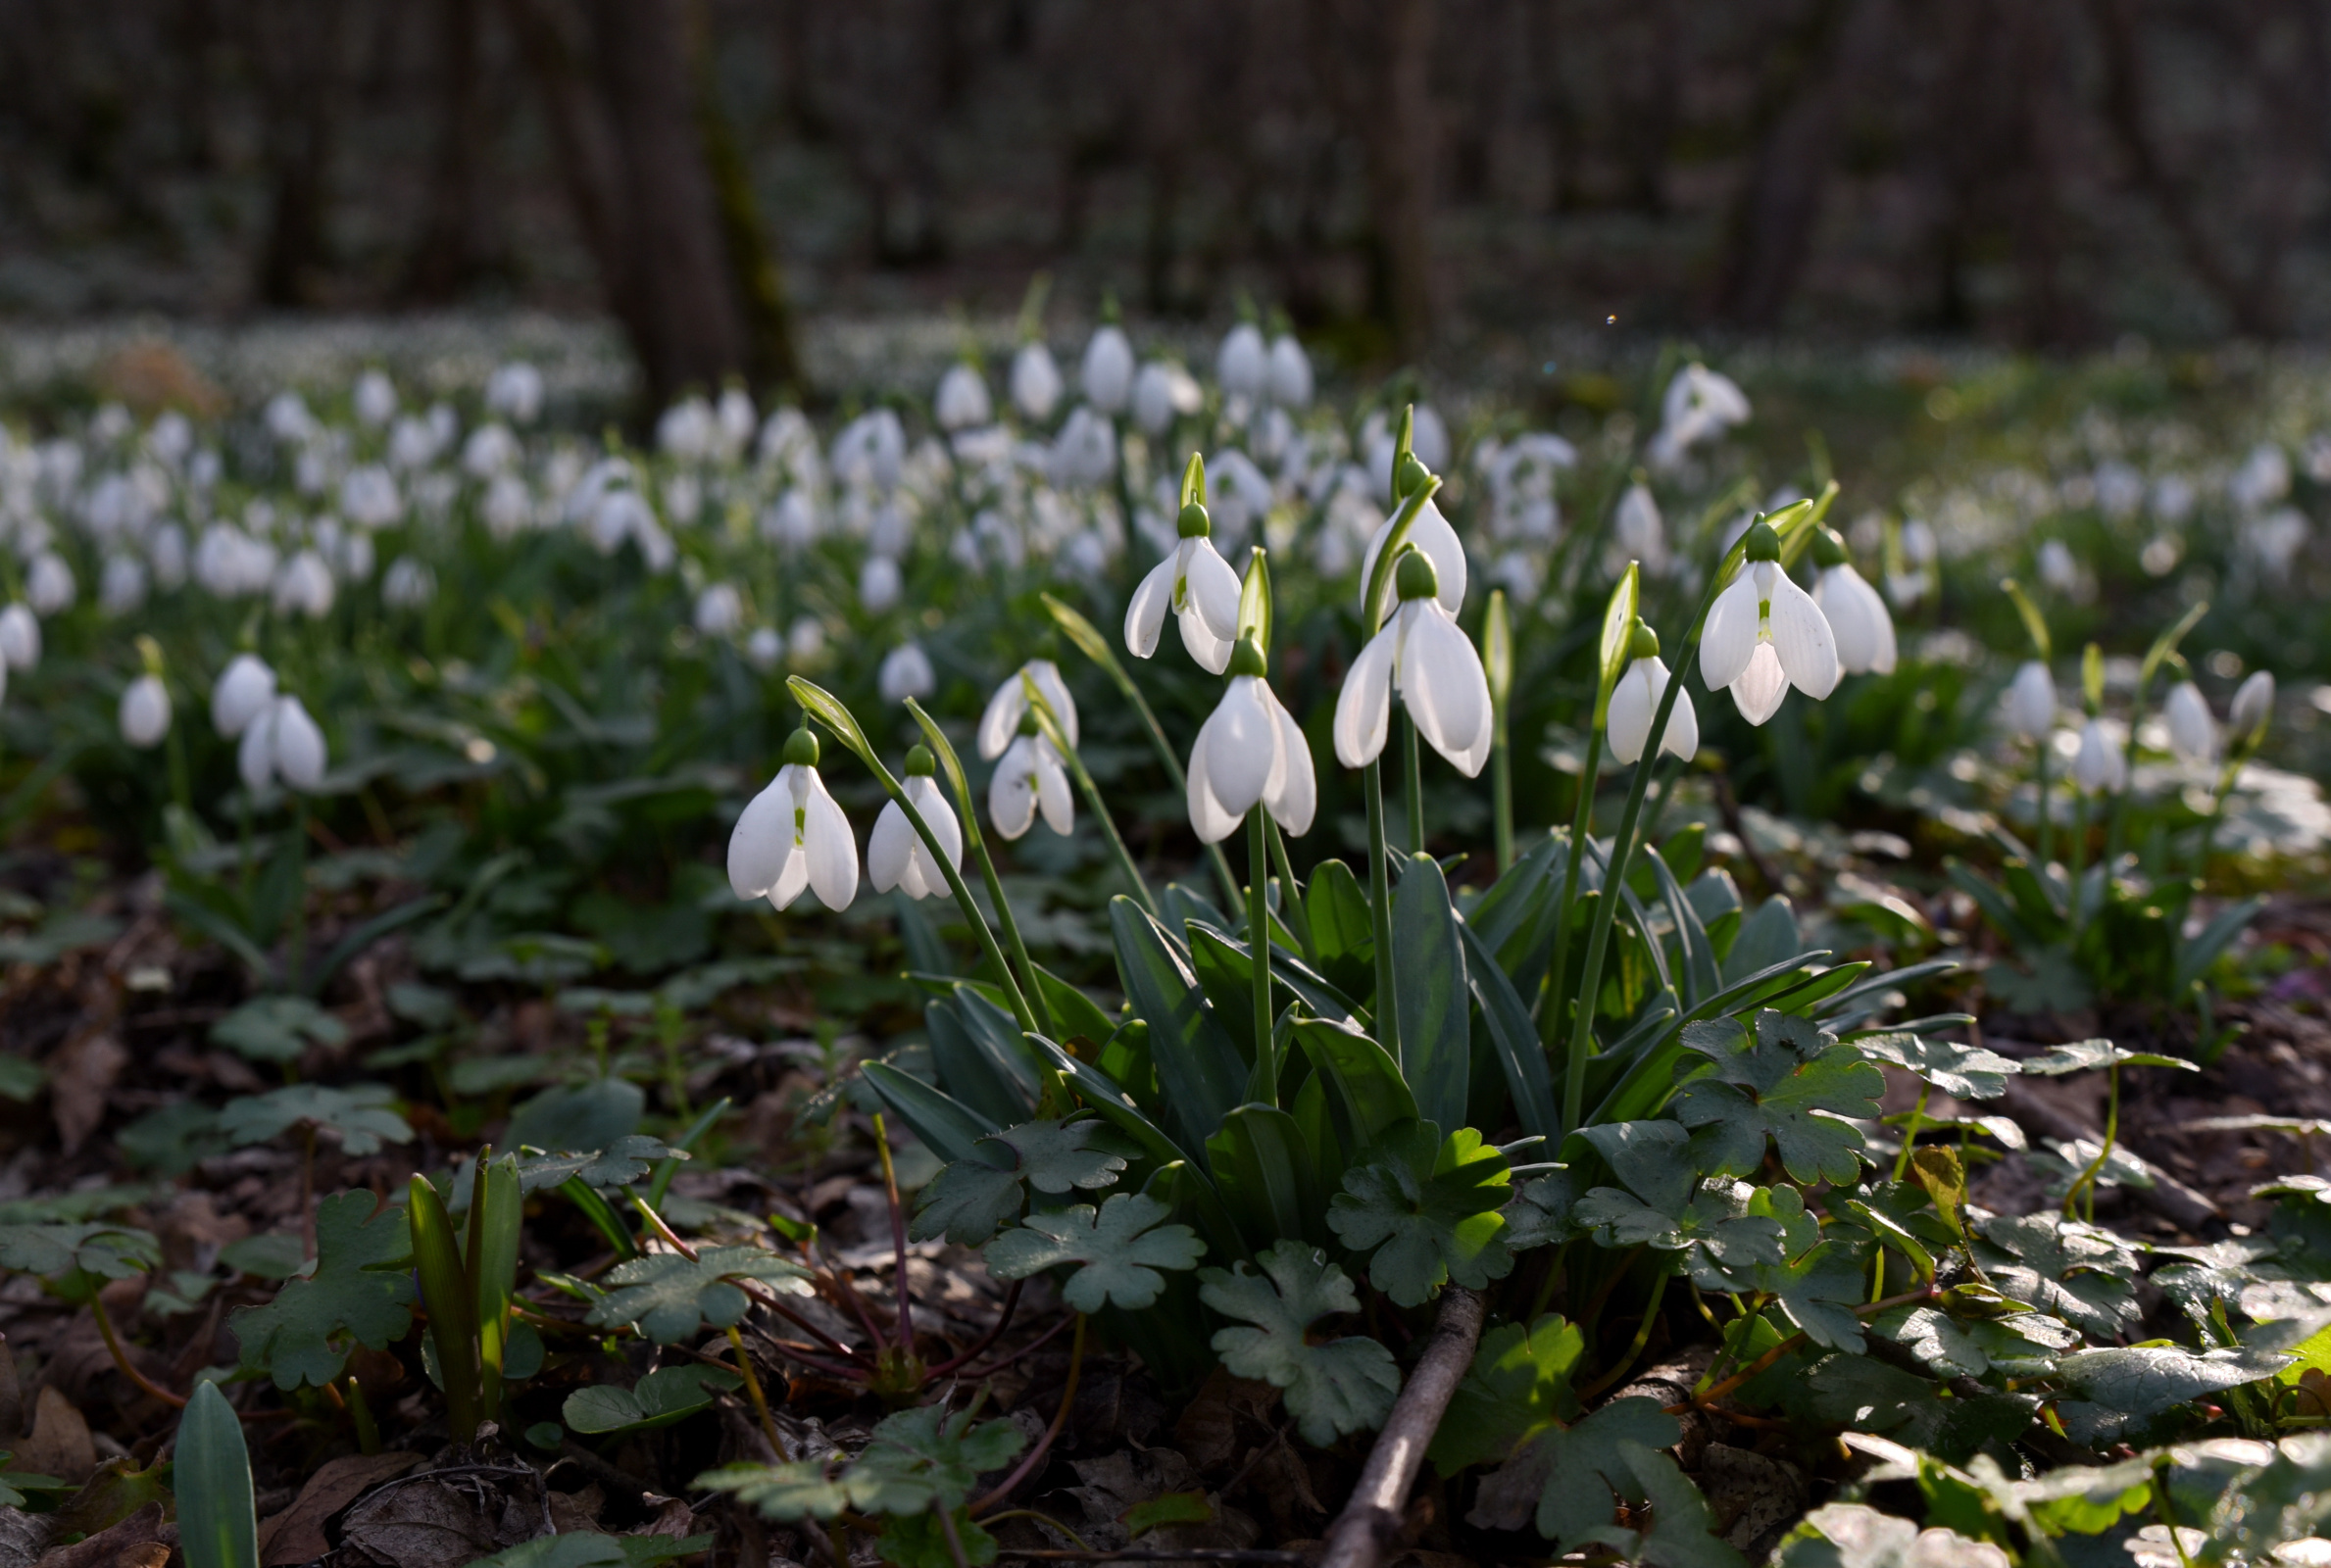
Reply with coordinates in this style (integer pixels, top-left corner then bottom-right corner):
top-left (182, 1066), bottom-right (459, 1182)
top-left (1264, 693), bottom-right (1317, 837)
top-left (1027, 660), bottom-right (1079, 749)
top-left (1661, 683), bottom-right (1700, 762)
top-left (802, 770), bottom-right (859, 910)
top-left (1699, 574), bottom-right (1761, 690)
top-left (1333, 625), bottom-right (1398, 768)
top-left (1412, 501), bottom-right (1468, 614)
top-left (728, 773), bottom-right (796, 899)
top-left (1607, 662), bottom-right (1654, 765)
top-left (907, 775), bottom-right (964, 876)
top-left (2164, 682), bottom-right (2215, 764)
top-left (868, 801), bottom-right (915, 894)
top-left (238, 708), bottom-right (276, 791)
top-left (769, 848), bottom-right (812, 910)
top-left (1184, 540), bottom-right (1244, 642)
top-left (1401, 609), bottom-right (1493, 777)
top-left (1731, 642), bottom-right (1791, 726)
top-left (976, 678), bottom-right (1025, 760)
top-left (1766, 575), bottom-right (1840, 699)
top-left (1034, 740), bottom-right (1075, 833)
top-left (1201, 678), bottom-right (1280, 818)
top-left (1186, 725), bottom-right (1242, 844)
top-left (989, 737), bottom-right (1039, 839)
top-left (1124, 558), bottom-right (1175, 659)
top-left (273, 699), bottom-right (327, 790)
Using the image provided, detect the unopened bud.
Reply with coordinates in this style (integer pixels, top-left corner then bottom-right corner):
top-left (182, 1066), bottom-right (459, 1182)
top-left (1393, 547), bottom-right (1441, 603)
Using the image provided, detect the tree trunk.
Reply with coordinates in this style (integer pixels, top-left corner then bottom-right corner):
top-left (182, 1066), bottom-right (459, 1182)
top-left (251, 0), bottom-right (344, 307)
top-left (689, 0), bottom-right (804, 392)
top-left (1367, 0), bottom-right (1437, 357)
top-left (403, 0), bottom-right (493, 304)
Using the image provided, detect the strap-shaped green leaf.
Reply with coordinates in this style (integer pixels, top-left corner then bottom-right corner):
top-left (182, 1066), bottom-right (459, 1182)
top-left (176, 1382), bottom-right (258, 1568)
top-left (1393, 852), bottom-right (1470, 1135)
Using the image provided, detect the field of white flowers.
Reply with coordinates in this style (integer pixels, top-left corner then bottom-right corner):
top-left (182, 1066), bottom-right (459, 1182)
top-left (1, 313), bottom-right (2329, 1568)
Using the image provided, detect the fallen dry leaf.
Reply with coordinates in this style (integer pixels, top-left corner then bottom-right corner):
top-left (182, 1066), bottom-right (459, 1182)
top-left (31, 1501), bottom-right (172, 1568)
top-left (257, 1450), bottom-right (423, 1565)
top-left (19, 1387), bottom-right (97, 1487)
top-left (335, 1470), bottom-right (543, 1568)
top-left (48, 1030), bottom-right (126, 1157)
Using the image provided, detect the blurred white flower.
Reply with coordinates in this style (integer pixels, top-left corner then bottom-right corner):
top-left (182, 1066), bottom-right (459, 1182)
top-left (761, 490), bottom-right (822, 551)
top-left (120, 674), bottom-right (171, 749)
top-left (2071, 717), bottom-right (2126, 794)
top-left (0, 605), bottom-right (40, 670)
top-left (484, 474), bottom-right (534, 539)
top-left (463, 423), bottom-right (519, 479)
top-left (100, 555), bottom-right (149, 617)
top-left (2231, 442), bottom-right (2291, 513)
top-left (2094, 461), bottom-right (2144, 521)
top-left (694, 582), bottom-right (744, 637)
top-left (1081, 325), bottom-right (1134, 415)
top-left (388, 415), bottom-right (441, 470)
top-left (341, 466), bottom-right (402, 528)
top-left (935, 364), bottom-right (993, 432)
top-left (1011, 343), bottom-right (1064, 422)
top-left (1813, 559), bottom-right (1897, 675)
top-left (1217, 324), bottom-right (1266, 404)
top-left (1266, 334), bottom-right (1314, 409)
top-left (729, 731), bottom-right (857, 911)
top-left (2037, 539), bottom-right (2079, 595)
top-left (878, 642), bottom-right (937, 704)
top-left (831, 409), bottom-right (906, 491)
top-left (147, 412), bottom-right (192, 468)
top-left (272, 550), bottom-right (336, 619)
top-left (1188, 657), bottom-right (1314, 843)
top-left (1647, 365), bottom-right (1752, 469)
top-left (716, 388), bottom-right (756, 460)
top-left (2006, 661), bottom-right (2057, 741)
top-left (354, 369), bottom-right (398, 427)
top-left (150, 523), bottom-right (189, 590)
top-left (2243, 508), bottom-right (2309, 575)
top-left (486, 362), bottom-right (544, 424)
top-left (990, 730), bottom-right (1072, 839)
top-left (1051, 406), bottom-right (1116, 489)
top-left (1333, 550), bottom-right (1492, 776)
top-left (978, 660), bottom-right (1077, 760)
top-left (745, 626), bottom-right (783, 671)
top-left (382, 556), bottom-right (436, 610)
top-left (2230, 670), bottom-right (2275, 748)
top-left (859, 554), bottom-right (903, 613)
top-left (2163, 680), bottom-right (2215, 764)
top-left (239, 694), bottom-right (328, 793)
top-left (1610, 483), bottom-right (1668, 578)
top-left (26, 552), bottom-right (74, 615)
top-left (659, 397), bottom-right (715, 462)
top-left (1132, 362), bottom-right (1202, 435)
top-left (787, 615), bottom-right (827, 666)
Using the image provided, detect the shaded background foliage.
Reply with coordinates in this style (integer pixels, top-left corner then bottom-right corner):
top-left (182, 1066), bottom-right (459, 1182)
top-left (2, 0), bottom-right (2326, 402)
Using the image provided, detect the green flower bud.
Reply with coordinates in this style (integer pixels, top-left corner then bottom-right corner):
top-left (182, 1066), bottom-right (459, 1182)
top-left (1811, 526), bottom-right (1849, 567)
top-left (1394, 547), bottom-right (1441, 603)
top-left (1178, 501), bottom-right (1212, 539)
top-left (1228, 634), bottom-right (1268, 679)
top-left (782, 725), bottom-right (820, 767)
top-left (1629, 620), bottom-right (1661, 661)
top-left (905, 744), bottom-right (936, 777)
top-left (1743, 518), bottom-right (1782, 563)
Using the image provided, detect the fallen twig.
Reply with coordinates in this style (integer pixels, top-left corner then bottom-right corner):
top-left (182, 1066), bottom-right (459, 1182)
top-left (1315, 1286), bottom-right (1484, 1568)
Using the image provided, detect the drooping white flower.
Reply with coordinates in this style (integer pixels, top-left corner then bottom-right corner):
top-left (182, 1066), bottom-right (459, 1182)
top-left (1607, 644), bottom-right (1698, 765)
top-left (2163, 680), bottom-right (2215, 764)
top-left (1124, 506), bottom-right (1242, 673)
top-left (1188, 640), bottom-right (1315, 843)
top-left (486, 362), bottom-right (544, 424)
top-left (2005, 661), bottom-right (2057, 741)
top-left (463, 423), bottom-right (519, 479)
top-left (239, 695), bottom-right (327, 793)
top-left (859, 555), bottom-right (903, 614)
top-left (1646, 364), bottom-right (1751, 469)
top-left (935, 364), bottom-right (993, 432)
top-left (2037, 539), bottom-right (2079, 595)
top-left (1266, 334), bottom-right (1314, 409)
top-left (1611, 483), bottom-right (1669, 577)
top-left (1132, 362), bottom-right (1202, 435)
top-left (787, 616), bottom-right (827, 666)
top-left (1810, 536), bottom-right (1896, 675)
top-left (716, 388), bottom-right (756, 460)
top-left (878, 642), bottom-right (937, 705)
top-left (0, 605), bottom-right (41, 671)
top-left (1357, 493), bottom-right (1464, 621)
top-left (1332, 549), bottom-right (1494, 777)
top-left (382, 556), bottom-right (436, 610)
top-left (354, 368), bottom-right (398, 427)
top-left (989, 728), bottom-right (1073, 840)
top-left (977, 660), bottom-right (1078, 760)
top-left (2071, 717), bottom-right (2126, 794)
top-left (1051, 406), bottom-right (1116, 489)
top-left (1081, 325), bottom-right (1134, 414)
top-left (2229, 670), bottom-right (2275, 749)
top-left (868, 750), bottom-right (963, 901)
top-left (100, 555), bottom-right (149, 617)
top-left (26, 553), bottom-right (74, 615)
top-left (341, 466), bottom-right (402, 529)
top-left (1011, 343), bottom-right (1064, 422)
top-left (1698, 524), bottom-right (1839, 726)
top-left (120, 674), bottom-right (171, 750)
top-left (1217, 323), bottom-right (1266, 402)
top-left (728, 728), bottom-right (858, 911)
top-left (273, 550), bottom-right (336, 619)
top-left (694, 583), bottom-right (744, 638)
top-left (212, 654), bottom-right (276, 738)
top-left (745, 627), bottom-right (782, 671)
top-left (658, 397), bottom-right (715, 461)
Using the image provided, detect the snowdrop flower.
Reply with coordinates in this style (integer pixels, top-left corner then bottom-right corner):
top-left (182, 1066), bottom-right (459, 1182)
top-left (1011, 343), bottom-right (1064, 422)
top-left (1410, 406), bottom-right (1451, 476)
top-left (1888, 517), bottom-right (1938, 607)
top-left (878, 642), bottom-right (937, 705)
top-left (694, 582), bottom-right (744, 638)
top-left (1607, 624), bottom-right (1698, 765)
top-left (1188, 636), bottom-right (1315, 843)
top-left (100, 555), bottom-right (149, 617)
top-left (2037, 539), bottom-right (2078, 595)
top-left (762, 491), bottom-right (821, 551)
top-left (486, 362), bottom-right (544, 424)
top-left (239, 695), bottom-right (328, 793)
top-left (120, 674), bottom-right (171, 749)
top-left (388, 415), bottom-right (441, 470)
top-left (26, 553), bottom-right (74, 615)
top-left (463, 423), bottom-right (519, 479)
top-left (989, 717), bottom-right (1073, 840)
top-left (2229, 670), bottom-right (2275, 751)
top-left (1217, 323), bottom-right (1266, 403)
top-left (382, 557), bottom-right (435, 610)
top-left (745, 627), bottom-right (783, 671)
top-left (787, 616), bottom-right (827, 666)
top-left (1810, 530), bottom-right (1897, 675)
top-left (1051, 406), bottom-right (1116, 489)
top-left (1124, 498), bottom-right (1241, 672)
top-left (868, 746), bottom-right (962, 901)
top-left (1699, 519), bottom-right (1839, 726)
top-left (147, 412), bottom-right (192, 468)
top-left (273, 550), bottom-right (335, 619)
top-left (212, 654), bottom-right (276, 737)
top-left (978, 660), bottom-right (1077, 760)
top-left (1333, 548), bottom-right (1493, 776)
top-left (2243, 509), bottom-right (2309, 575)
top-left (1133, 362), bottom-right (1202, 435)
top-left (0, 605), bottom-right (41, 671)
top-left (265, 391), bottom-right (317, 445)
top-left (1611, 482), bottom-right (1669, 578)
top-left (2232, 442), bottom-right (2291, 513)
top-left (2071, 717), bottom-right (2126, 794)
top-left (150, 524), bottom-right (188, 590)
top-left (658, 397), bottom-right (715, 462)
top-left (341, 466), bottom-right (401, 529)
top-left (2163, 680), bottom-right (2215, 764)
top-left (935, 364), bottom-right (993, 431)
top-left (716, 389), bottom-right (756, 460)
top-left (2005, 661), bottom-right (2057, 741)
top-left (1266, 334), bottom-right (1314, 409)
top-left (728, 726), bottom-right (858, 911)
top-left (1357, 475), bottom-right (1465, 620)
top-left (1081, 324), bottom-right (1134, 414)
top-left (484, 474), bottom-right (534, 539)
top-left (859, 555), bottom-right (903, 614)
top-left (1647, 364), bottom-right (1752, 469)
top-left (354, 369), bottom-right (398, 426)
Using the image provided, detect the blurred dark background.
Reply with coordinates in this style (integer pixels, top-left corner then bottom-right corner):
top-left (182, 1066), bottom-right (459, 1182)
top-left (2, 0), bottom-right (2323, 402)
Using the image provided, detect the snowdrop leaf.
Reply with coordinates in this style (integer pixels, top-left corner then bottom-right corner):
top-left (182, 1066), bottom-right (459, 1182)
top-left (1326, 1122), bottom-right (1513, 1306)
top-left (1428, 1314), bottom-right (1585, 1475)
top-left (563, 1364), bottom-right (741, 1434)
top-left (585, 1246), bottom-right (814, 1343)
top-left (1111, 899), bottom-right (1245, 1155)
top-left (1200, 1240), bottom-right (1399, 1446)
top-left (211, 995), bottom-right (349, 1063)
top-left (1524, 1398), bottom-right (1682, 1548)
top-left (1392, 853), bottom-right (1470, 1136)
top-left (229, 1190), bottom-right (412, 1389)
top-left (982, 1192), bottom-right (1203, 1311)
top-left (1672, 1009), bottom-right (1881, 1185)
top-left (221, 1084), bottom-right (413, 1155)
top-left (1856, 1032), bottom-right (2020, 1101)
top-left (2057, 1346), bottom-right (2293, 1418)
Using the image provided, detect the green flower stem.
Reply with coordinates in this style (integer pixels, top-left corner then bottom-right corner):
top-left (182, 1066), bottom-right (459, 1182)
top-left (2196, 753), bottom-right (2242, 881)
top-left (2034, 737), bottom-right (2055, 872)
top-left (790, 680), bottom-right (1043, 1037)
top-left (1491, 724), bottom-right (1513, 873)
top-left (1364, 758), bottom-right (1399, 1056)
top-left (2108, 601), bottom-right (2207, 869)
top-left (1576, 1261), bottom-right (1670, 1401)
top-left (1027, 697), bottom-right (1159, 919)
top-left (287, 796), bottom-right (311, 994)
top-left (1891, 1085), bottom-right (1930, 1182)
top-left (1540, 729), bottom-right (1605, 1052)
top-left (1265, 816), bottom-right (1316, 968)
top-left (2063, 1060), bottom-right (2120, 1223)
top-left (1403, 712), bottom-right (1425, 853)
top-left (1248, 808), bottom-right (1275, 1105)
top-left (1040, 591), bottom-right (1240, 907)
top-left (2068, 790), bottom-right (2091, 939)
